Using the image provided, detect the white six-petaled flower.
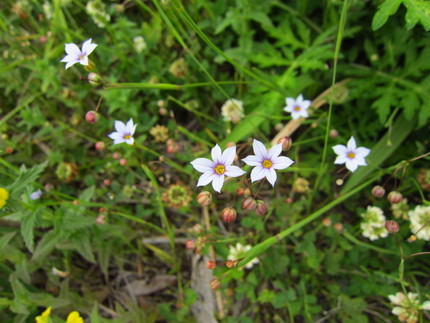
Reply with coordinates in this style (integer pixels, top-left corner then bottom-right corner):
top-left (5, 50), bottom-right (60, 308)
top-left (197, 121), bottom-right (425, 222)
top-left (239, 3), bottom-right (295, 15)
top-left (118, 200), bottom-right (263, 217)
top-left (60, 38), bottom-right (97, 70)
top-left (190, 144), bottom-right (245, 193)
top-left (108, 119), bottom-right (137, 145)
top-left (332, 136), bottom-right (370, 172)
top-left (242, 139), bottom-right (294, 187)
top-left (283, 94), bottom-right (311, 120)
top-left (228, 243), bottom-right (259, 269)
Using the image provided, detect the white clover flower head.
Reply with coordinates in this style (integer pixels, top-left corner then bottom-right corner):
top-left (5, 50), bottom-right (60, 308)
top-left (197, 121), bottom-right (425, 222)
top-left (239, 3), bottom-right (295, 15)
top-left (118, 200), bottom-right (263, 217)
top-left (409, 205), bottom-right (430, 240)
top-left (221, 99), bottom-right (245, 124)
top-left (388, 292), bottom-right (425, 323)
top-left (242, 139), bottom-right (294, 187)
top-left (332, 136), bottom-right (370, 172)
top-left (228, 243), bottom-right (259, 269)
top-left (190, 144), bottom-right (245, 193)
top-left (30, 189), bottom-right (42, 200)
top-left (60, 38), bottom-right (97, 70)
top-left (360, 206), bottom-right (388, 241)
top-left (133, 36), bottom-right (147, 53)
top-left (283, 94), bottom-right (311, 120)
top-left (108, 119), bottom-right (137, 145)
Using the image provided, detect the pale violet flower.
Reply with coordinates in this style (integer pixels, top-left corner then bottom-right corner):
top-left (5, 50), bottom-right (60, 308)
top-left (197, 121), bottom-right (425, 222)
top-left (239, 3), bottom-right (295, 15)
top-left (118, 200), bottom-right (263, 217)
top-left (190, 144), bottom-right (245, 193)
top-left (283, 94), bottom-right (311, 120)
top-left (108, 119), bottom-right (137, 145)
top-left (332, 136), bottom-right (370, 172)
top-left (30, 189), bottom-right (42, 200)
top-left (228, 243), bottom-right (259, 269)
top-left (242, 139), bottom-right (294, 187)
top-left (60, 38), bottom-right (97, 69)
top-left (409, 205), bottom-right (430, 241)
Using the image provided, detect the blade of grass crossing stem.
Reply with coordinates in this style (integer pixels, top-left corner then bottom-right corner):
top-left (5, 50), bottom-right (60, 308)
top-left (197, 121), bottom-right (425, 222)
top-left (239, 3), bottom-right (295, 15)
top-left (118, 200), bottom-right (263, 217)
top-left (152, 0), bottom-right (232, 102)
top-left (316, 0), bottom-right (349, 192)
top-left (225, 174), bottom-right (382, 274)
top-left (141, 164), bottom-right (174, 249)
top-left (169, 0), bottom-right (285, 94)
top-left (177, 126), bottom-right (212, 147)
top-left (341, 114), bottom-right (416, 194)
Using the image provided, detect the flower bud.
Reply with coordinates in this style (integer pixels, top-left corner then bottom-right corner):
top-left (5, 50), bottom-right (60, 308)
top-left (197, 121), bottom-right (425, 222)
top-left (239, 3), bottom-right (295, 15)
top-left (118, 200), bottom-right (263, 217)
top-left (408, 235), bottom-right (417, 243)
top-left (113, 152), bottom-right (121, 160)
top-left (243, 188), bottom-right (252, 197)
top-left (85, 110), bottom-right (99, 124)
top-left (185, 240), bottom-right (195, 250)
top-left (371, 185), bottom-right (385, 198)
top-left (95, 141), bottom-right (105, 151)
top-left (237, 188), bottom-right (245, 196)
top-left (5, 147), bottom-right (13, 154)
top-left (329, 129), bottom-right (339, 138)
top-left (72, 200), bottom-right (79, 205)
top-left (388, 191), bottom-right (403, 204)
top-left (221, 207), bottom-right (237, 223)
top-left (286, 197), bottom-right (293, 204)
top-left (159, 107), bottom-right (167, 115)
top-left (322, 217), bottom-right (332, 227)
top-left (206, 260), bottom-right (216, 269)
top-left (241, 197), bottom-right (257, 211)
top-left (334, 223), bottom-right (343, 232)
top-left (103, 179), bottom-right (111, 186)
top-left (385, 220), bottom-right (399, 233)
top-left (277, 136), bottom-right (292, 151)
top-left (210, 278), bottom-right (221, 290)
top-left (88, 72), bottom-right (102, 85)
top-left (119, 158), bottom-right (127, 166)
top-left (226, 260), bottom-right (236, 268)
top-left (255, 200), bottom-right (268, 216)
top-left (197, 191), bottom-right (212, 207)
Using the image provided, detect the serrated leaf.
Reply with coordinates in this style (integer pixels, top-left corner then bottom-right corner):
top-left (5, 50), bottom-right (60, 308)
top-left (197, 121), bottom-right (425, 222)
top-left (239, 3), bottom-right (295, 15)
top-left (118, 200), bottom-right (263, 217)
top-left (403, 0), bottom-right (430, 31)
top-left (9, 162), bottom-right (47, 195)
top-left (73, 233), bottom-right (96, 263)
top-left (371, 86), bottom-right (395, 124)
top-left (20, 210), bottom-right (40, 253)
top-left (32, 229), bottom-right (62, 261)
top-left (372, 0), bottom-right (402, 30)
top-left (0, 232), bottom-right (16, 251)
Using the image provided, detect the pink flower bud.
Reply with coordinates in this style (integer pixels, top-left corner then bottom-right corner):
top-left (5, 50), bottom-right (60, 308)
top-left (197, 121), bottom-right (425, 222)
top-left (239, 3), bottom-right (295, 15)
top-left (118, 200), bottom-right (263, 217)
top-left (388, 191), bottom-right (403, 204)
top-left (197, 191), bottom-right (212, 206)
top-left (329, 129), bottom-right (339, 138)
top-left (210, 278), bottom-right (221, 290)
top-left (385, 220), bottom-right (399, 233)
top-left (237, 188), bottom-right (244, 196)
top-left (206, 260), bottom-right (216, 269)
top-left (112, 152), bottom-right (121, 160)
top-left (88, 72), bottom-right (102, 85)
top-left (226, 260), bottom-right (236, 268)
top-left (221, 207), bottom-right (237, 223)
top-left (371, 185), bottom-right (385, 198)
top-left (103, 179), bottom-right (111, 186)
top-left (119, 158), bottom-right (127, 166)
top-left (277, 136), bottom-right (292, 151)
top-left (334, 223), bottom-right (343, 232)
top-left (95, 141), bottom-right (105, 151)
top-left (185, 240), bottom-right (195, 250)
top-left (241, 197), bottom-right (257, 211)
top-left (85, 110), bottom-right (99, 124)
top-left (255, 200), bottom-right (268, 215)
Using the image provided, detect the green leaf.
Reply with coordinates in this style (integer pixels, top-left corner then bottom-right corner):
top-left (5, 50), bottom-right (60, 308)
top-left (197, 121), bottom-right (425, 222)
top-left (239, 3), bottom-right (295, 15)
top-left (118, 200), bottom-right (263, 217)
top-left (372, 0), bottom-right (402, 30)
top-left (0, 232), bottom-right (16, 251)
top-left (403, 0), bottom-right (430, 31)
top-left (73, 233), bottom-right (96, 263)
top-left (144, 243), bottom-right (175, 267)
top-left (21, 210), bottom-right (40, 253)
top-left (9, 162), bottom-right (48, 195)
top-left (32, 230), bottom-right (62, 261)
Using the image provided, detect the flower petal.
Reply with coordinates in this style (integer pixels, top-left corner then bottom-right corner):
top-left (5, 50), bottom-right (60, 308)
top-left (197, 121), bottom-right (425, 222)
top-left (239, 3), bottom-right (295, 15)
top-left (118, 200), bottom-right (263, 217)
top-left (354, 156), bottom-right (367, 166)
top-left (286, 98), bottom-right (295, 106)
top-left (332, 144), bottom-right (348, 156)
top-left (82, 38), bottom-right (97, 55)
top-left (250, 166), bottom-right (267, 183)
top-left (65, 43), bottom-right (81, 56)
top-left (266, 168), bottom-right (277, 186)
top-left (268, 143), bottom-right (282, 159)
top-left (345, 160), bottom-right (359, 172)
top-left (355, 147), bottom-right (370, 158)
top-left (114, 120), bottom-right (126, 134)
top-left (252, 139), bottom-right (267, 158)
top-left (197, 171), bottom-right (215, 187)
top-left (78, 56), bottom-right (88, 66)
top-left (347, 136), bottom-right (357, 150)
top-left (212, 174), bottom-right (224, 193)
top-left (125, 137), bottom-right (134, 145)
top-left (242, 155), bottom-right (262, 166)
top-left (272, 156), bottom-right (294, 170)
top-left (283, 105), bottom-right (293, 113)
top-left (211, 144), bottom-right (222, 164)
top-left (225, 165), bottom-right (246, 177)
top-left (191, 158), bottom-right (214, 173)
top-left (334, 155), bottom-right (347, 164)
top-left (64, 60), bottom-right (77, 70)
top-left (290, 111), bottom-right (301, 120)
top-left (108, 132), bottom-right (122, 141)
top-left (221, 146), bottom-right (236, 166)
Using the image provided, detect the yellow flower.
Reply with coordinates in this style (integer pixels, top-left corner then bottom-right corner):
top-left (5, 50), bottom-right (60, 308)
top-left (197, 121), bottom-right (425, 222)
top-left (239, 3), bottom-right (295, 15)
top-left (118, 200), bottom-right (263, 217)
top-left (0, 187), bottom-right (9, 209)
top-left (35, 307), bottom-right (52, 323)
top-left (66, 311), bottom-right (84, 323)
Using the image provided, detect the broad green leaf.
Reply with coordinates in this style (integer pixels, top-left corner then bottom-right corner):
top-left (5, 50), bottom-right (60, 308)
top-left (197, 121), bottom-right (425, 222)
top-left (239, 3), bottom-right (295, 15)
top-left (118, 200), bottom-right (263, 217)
top-left (8, 162), bottom-right (48, 195)
top-left (372, 0), bottom-right (402, 30)
top-left (73, 233), bottom-right (96, 263)
top-left (21, 210), bottom-right (40, 253)
top-left (32, 230), bottom-right (62, 261)
top-left (403, 0), bottom-right (430, 30)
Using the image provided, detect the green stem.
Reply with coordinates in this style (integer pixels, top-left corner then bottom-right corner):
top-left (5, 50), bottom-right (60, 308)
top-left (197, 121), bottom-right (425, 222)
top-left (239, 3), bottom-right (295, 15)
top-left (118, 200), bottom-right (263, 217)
top-left (104, 81), bottom-right (248, 90)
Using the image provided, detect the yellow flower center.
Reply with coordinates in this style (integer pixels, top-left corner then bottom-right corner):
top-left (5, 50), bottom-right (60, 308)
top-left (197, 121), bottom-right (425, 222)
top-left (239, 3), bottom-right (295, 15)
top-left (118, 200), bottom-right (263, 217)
top-left (215, 164), bottom-right (225, 174)
top-left (293, 106), bottom-right (301, 111)
top-left (263, 159), bottom-right (272, 168)
top-left (347, 152), bottom-right (355, 159)
top-left (124, 134), bottom-right (131, 139)
top-left (78, 54), bottom-right (85, 61)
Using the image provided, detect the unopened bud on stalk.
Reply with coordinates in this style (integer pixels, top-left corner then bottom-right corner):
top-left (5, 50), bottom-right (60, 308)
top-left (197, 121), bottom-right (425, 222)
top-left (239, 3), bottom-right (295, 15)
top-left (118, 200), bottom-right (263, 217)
top-left (371, 185), bottom-right (385, 198)
top-left (226, 260), bottom-right (236, 268)
top-left (277, 136), bottom-right (292, 151)
top-left (388, 191), bottom-right (403, 204)
top-left (255, 200), bottom-right (268, 215)
top-left (210, 278), bottom-right (221, 290)
top-left (95, 141), bottom-right (105, 151)
top-left (206, 260), bottom-right (216, 269)
top-left (241, 197), bottom-right (257, 211)
top-left (119, 158), bottom-right (127, 166)
top-left (88, 72), bottom-right (102, 85)
top-left (385, 220), bottom-right (399, 233)
top-left (243, 188), bottom-right (252, 197)
top-left (221, 207), bottom-right (237, 223)
top-left (113, 152), bottom-right (121, 160)
top-left (334, 223), bottom-right (343, 232)
top-left (329, 129), bottom-right (339, 138)
top-left (237, 188), bottom-right (245, 196)
top-left (197, 191), bottom-right (212, 206)
top-left (85, 110), bottom-right (99, 124)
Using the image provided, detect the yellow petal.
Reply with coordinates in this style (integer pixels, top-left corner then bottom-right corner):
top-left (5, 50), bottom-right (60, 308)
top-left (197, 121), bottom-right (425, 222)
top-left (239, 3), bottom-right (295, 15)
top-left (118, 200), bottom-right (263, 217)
top-left (0, 188), bottom-right (9, 201)
top-left (66, 311), bottom-right (84, 323)
top-left (0, 199), bottom-right (6, 209)
top-left (35, 307), bottom-right (51, 323)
